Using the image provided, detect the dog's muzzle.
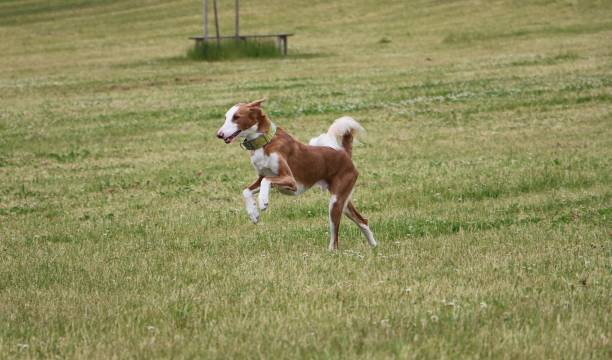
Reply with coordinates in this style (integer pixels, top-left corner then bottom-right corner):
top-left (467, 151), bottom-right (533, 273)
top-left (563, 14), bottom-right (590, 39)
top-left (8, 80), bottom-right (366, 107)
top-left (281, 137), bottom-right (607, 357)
top-left (218, 129), bottom-right (241, 144)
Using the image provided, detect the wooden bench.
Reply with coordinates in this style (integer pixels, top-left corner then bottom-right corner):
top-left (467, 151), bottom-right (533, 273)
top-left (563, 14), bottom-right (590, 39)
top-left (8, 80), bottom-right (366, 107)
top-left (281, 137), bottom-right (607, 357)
top-left (189, 33), bottom-right (294, 55)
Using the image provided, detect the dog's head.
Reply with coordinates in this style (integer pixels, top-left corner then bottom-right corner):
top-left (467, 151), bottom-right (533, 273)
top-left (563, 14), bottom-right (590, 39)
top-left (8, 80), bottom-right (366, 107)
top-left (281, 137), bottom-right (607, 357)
top-left (216, 99), bottom-right (266, 144)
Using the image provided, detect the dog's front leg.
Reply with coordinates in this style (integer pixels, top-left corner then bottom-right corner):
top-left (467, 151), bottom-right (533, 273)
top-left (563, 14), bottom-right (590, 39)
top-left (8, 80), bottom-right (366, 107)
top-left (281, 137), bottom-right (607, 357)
top-left (243, 176), bottom-right (263, 224)
top-left (260, 157), bottom-right (299, 210)
top-left (258, 179), bottom-right (270, 211)
top-left (258, 157), bottom-right (297, 211)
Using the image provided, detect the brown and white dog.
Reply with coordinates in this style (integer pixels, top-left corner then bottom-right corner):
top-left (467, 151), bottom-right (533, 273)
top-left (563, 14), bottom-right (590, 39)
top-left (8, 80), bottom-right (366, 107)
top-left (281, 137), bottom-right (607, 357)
top-left (216, 99), bottom-right (377, 250)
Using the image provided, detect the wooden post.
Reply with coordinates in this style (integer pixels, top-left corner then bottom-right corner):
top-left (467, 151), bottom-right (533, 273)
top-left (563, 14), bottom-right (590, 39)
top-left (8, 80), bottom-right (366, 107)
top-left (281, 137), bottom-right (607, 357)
top-left (203, 0), bottom-right (209, 41)
top-left (235, 0), bottom-right (240, 38)
top-left (213, 0), bottom-right (220, 47)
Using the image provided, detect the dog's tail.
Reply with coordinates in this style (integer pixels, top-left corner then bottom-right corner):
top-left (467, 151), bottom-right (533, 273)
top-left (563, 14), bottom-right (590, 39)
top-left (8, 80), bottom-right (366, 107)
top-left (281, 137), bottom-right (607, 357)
top-left (309, 116), bottom-right (364, 157)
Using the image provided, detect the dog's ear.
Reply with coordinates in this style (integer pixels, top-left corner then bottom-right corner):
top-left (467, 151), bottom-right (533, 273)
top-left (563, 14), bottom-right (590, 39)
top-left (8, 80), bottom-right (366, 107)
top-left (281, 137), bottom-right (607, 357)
top-left (247, 99), bottom-right (266, 108)
top-left (248, 106), bottom-right (263, 119)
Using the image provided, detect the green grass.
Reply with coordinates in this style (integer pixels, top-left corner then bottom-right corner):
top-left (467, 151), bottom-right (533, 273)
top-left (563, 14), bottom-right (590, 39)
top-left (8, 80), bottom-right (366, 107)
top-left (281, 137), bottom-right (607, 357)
top-left (1, 0), bottom-right (611, 358)
top-left (187, 39), bottom-right (282, 61)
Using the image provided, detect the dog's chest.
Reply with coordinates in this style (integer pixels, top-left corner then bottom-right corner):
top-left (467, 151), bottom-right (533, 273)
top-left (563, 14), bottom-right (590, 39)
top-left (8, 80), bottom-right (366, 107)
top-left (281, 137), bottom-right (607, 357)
top-left (250, 149), bottom-right (279, 176)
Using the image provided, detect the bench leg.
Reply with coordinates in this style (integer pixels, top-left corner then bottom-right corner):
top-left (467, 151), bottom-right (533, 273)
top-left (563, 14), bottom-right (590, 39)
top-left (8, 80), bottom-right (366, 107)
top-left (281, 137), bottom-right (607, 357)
top-left (275, 36), bottom-right (288, 55)
top-left (276, 36), bottom-right (288, 55)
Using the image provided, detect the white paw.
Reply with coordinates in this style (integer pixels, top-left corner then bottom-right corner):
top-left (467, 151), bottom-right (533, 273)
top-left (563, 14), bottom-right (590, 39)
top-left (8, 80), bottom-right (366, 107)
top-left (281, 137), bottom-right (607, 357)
top-left (258, 196), bottom-right (268, 211)
top-left (328, 243), bottom-right (337, 252)
top-left (248, 209), bottom-right (260, 224)
top-left (243, 189), bottom-right (259, 224)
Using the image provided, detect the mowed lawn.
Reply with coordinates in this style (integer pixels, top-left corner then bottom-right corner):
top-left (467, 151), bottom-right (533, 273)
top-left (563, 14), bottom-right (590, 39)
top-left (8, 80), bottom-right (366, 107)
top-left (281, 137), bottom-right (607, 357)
top-left (1, 0), bottom-right (611, 358)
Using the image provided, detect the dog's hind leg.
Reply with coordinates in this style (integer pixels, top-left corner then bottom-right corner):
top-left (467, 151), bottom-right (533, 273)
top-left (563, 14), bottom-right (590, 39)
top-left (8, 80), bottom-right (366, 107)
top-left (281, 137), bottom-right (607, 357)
top-left (344, 201), bottom-right (377, 247)
top-left (328, 172), bottom-right (358, 251)
top-left (328, 194), bottom-right (341, 251)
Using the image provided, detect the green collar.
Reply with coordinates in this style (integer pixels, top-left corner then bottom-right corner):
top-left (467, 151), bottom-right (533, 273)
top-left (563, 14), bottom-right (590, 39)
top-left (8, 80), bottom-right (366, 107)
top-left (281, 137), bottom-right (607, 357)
top-left (241, 122), bottom-right (277, 151)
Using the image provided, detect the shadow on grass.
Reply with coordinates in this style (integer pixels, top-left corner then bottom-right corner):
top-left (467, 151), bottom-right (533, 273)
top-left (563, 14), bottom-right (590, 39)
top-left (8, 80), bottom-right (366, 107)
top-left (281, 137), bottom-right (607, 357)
top-left (187, 39), bottom-right (282, 61)
top-left (113, 47), bottom-right (330, 69)
top-left (185, 40), bottom-right (331, 62)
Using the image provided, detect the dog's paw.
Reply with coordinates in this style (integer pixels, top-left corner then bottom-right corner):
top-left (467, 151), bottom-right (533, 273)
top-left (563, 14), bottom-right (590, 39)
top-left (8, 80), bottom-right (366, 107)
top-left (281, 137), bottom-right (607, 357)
top-left (248, 209), bottom-right (259, 224)
top-left (258, 198), bottom-right (268, 211)
top-left (243, 189), bottom-right (259, 223)
top-left (257, 189), bottom-right (269, 211)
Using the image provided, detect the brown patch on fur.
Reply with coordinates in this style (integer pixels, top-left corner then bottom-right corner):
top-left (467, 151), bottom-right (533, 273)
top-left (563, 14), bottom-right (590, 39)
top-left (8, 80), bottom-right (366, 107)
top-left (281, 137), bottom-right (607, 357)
top-left (342, 132), bottom-right (354, 158)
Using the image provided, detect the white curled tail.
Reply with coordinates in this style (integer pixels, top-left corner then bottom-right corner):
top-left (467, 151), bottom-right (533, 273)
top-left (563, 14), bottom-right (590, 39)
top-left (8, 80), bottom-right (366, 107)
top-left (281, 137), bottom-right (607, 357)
top-left (309, 116), bottom-right (364, 157)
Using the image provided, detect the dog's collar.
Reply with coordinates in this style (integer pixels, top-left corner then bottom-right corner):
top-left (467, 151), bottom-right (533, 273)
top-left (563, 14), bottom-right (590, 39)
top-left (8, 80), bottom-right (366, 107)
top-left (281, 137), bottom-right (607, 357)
top-left (241, 122), bottom-right (276, 151)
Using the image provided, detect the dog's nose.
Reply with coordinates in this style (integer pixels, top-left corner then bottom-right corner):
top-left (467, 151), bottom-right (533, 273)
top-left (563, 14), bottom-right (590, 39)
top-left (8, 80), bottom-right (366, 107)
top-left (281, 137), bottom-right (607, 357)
top-left (216, 132), bottom-right (224, 139)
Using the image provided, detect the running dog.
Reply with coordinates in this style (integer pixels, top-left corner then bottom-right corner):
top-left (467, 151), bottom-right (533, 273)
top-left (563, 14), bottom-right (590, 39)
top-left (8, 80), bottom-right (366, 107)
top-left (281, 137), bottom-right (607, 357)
top-left (216, 99), bottom-right (376, 250)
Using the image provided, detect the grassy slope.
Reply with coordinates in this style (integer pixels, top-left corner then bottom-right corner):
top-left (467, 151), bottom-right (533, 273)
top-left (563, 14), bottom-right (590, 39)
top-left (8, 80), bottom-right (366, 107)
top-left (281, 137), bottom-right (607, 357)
top-left (0, 0), bottom-right (611, 358)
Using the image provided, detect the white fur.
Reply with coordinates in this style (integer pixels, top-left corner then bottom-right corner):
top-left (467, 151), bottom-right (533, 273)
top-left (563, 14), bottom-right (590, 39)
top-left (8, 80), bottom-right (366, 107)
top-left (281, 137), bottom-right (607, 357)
top-left (309, 116), bottom-right (363, 150)
top-left (225, 105), bottom-right (239, 123)
top-left (242, 124), bottom-right (260, 140)
top-left (293, 182), bottom-right (306, 195)
top-left (217, 105), bottom-right (240, 138)
top-left (251, 150), bottom-right (280, 177)
top-left (251, 151), bottom-right (278, 211)
top-left (309, 133), bottom-right (342, 150)
top-left (258, 179), bottom-right (270, 210)
top-left (359, 224), bottom-right (377, 247)
top-left (327, 116), bottom-right (364, 138)
top-left (328, 195), bottom-right (338, 251)
top-left (243, 188), bottom-right (259, 223)
top-left (315, 180), bottom-right (328, 190)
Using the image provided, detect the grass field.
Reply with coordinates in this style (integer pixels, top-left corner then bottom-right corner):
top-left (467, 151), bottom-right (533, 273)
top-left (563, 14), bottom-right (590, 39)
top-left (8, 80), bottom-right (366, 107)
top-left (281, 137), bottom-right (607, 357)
top-left (1, 0), bottom-right (611, 358)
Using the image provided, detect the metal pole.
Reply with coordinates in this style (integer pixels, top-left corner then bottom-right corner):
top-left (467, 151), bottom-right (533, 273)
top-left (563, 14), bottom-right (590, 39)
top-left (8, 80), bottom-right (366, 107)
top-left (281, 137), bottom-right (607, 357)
top-left (213, 0), bottom-right (220, 47)
top-left (235, 0), bottom-right (239, 38)
top-left (203, 0), bottom-right (209, 41)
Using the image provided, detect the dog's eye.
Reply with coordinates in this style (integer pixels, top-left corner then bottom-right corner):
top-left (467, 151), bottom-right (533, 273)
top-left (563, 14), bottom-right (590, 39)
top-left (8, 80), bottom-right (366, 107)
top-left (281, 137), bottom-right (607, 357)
top-left (233, 114), bottom-right (239, 120)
